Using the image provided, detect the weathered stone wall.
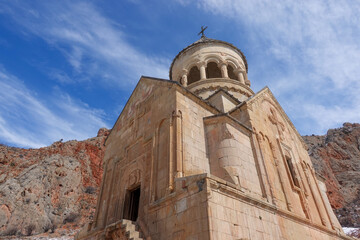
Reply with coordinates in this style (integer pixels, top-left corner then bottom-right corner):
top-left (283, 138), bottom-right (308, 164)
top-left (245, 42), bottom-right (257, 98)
top-left (206, 175), bottom-right (348, 240)
top-left (233, 88), bottom-right (343, 233)
top-left (91, 79), bottom-right (178, 233)
top-left (145, 174), bottom-right (210, 239)
top-left (176, 89), bottom-right (215, 175)
top-left (204, 118), bottom-right (262, 195)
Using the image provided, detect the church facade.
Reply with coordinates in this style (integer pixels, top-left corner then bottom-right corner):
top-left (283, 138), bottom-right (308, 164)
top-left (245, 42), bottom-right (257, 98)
top-left (76, 35), bottom-right (350, 240)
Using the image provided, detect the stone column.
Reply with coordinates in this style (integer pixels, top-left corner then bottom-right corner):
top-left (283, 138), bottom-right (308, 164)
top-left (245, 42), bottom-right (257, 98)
top-left (268, 139), bottom-right (293, 211)
top-left (254, 132), bottom-right (275, 204)
top-left (180, 69), bottom-right (188, 87)
top-left (102, 158), bottom-right (118, 227)
top-left (174, 110), bottom-right (183, 178)
top-left (235, 69), bottom-right (245, 84)
top-left (302, 162), bottom-right (330, 227)
top-left (220, 63), bottom-right (228, 78)
top-left (169, 117), bottom-right (174, 193)
top-left (250, 132), bottom-right (268, 199)
top-left (309, 167), bottom-right (332, 228)
top-left (245, 73), bottom-right (251, 87)
top-left (94, 159), bottom-right (110, 228)
top-left (181, 75), bottom-right (187, 86)
top-left (198, 61), bottom-right (206, 80)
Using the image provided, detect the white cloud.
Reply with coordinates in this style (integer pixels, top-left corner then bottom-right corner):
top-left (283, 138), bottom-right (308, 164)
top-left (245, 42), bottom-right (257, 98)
top-left (303, 103), bottom-right (360, 132)
top-left (0, 1), bottom-right (172, 147)
top-left (1, 1), bottom-right (169, 87)
top-left (49, 70), bottom-right (74, 84)
top-left (193, 0), bottom-right (360, 134)
top-left (0, 68), bottom-right (109, 148)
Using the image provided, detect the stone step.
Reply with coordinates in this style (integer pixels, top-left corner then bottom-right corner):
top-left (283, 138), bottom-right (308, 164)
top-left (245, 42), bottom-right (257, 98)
top-left (120, 219), bottom-right (144, 240)
top-left (122, 222), bottom-right (137, 231)
top-left (126, 229), bottom-right (141, 238)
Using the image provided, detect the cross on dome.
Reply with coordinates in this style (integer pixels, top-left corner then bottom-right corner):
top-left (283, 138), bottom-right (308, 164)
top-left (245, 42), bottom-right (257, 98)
top-left (198, 26), bottom-right (208, 38)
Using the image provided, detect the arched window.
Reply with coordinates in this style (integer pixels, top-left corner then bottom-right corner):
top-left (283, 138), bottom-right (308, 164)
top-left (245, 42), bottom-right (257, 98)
top-left (187, 66), bottom-right (200, 85)
top-left (227, 65), bottom-right (237, 80)
top-left (206, 62), bottom-right (221, 78)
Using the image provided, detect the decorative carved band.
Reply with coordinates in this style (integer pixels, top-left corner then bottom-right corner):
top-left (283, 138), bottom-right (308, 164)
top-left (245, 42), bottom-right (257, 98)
top-left (193, 85), bottom-right (252, 97)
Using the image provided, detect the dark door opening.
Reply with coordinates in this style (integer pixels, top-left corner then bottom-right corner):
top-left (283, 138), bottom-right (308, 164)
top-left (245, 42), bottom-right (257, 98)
top-left (123, 187), bottom-right (140, 221)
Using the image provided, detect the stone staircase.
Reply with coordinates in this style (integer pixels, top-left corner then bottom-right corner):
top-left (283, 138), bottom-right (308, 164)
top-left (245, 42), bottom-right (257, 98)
top-left (119, 219), bottom-right (144, 240)
top-left (104, 219), bottom-right (144, 240)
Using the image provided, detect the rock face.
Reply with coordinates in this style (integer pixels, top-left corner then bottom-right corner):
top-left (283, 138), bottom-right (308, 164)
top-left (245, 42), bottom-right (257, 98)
top-left (303, 123), bottom-right (360, 228)
top-left (0, 128), bottom-right (109, 237)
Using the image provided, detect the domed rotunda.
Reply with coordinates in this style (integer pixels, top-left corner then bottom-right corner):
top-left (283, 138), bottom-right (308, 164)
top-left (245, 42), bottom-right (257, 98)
top-left (170, 35), bottom-right (253, 101)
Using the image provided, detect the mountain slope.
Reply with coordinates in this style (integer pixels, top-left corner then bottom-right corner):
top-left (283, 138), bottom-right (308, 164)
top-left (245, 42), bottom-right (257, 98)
top-left (303, 123), bottom-right (360, 228)
top-left (0, 128), bottom-right (109, 237)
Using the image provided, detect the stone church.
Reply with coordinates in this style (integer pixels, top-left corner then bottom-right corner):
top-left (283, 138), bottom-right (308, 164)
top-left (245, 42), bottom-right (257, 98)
top-left (76, 34), bottom-right (351, 239)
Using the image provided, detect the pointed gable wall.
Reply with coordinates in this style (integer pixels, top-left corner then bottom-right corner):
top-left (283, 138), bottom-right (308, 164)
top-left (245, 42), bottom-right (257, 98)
top-left (94, 77), bottom-right (179, 229)
top-left (230, 87), bottom-right (342, 232)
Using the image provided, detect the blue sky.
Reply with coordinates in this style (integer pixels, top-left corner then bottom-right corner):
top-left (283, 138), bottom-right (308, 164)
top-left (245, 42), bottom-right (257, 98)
top-left (0, 0), bottom-right (359, 148)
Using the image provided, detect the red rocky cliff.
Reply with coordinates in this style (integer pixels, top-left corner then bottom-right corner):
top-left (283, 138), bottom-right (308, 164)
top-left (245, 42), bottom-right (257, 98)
top-left (303, 123), bottom-right (360, 229)
top-left (0, 128), bottom-right (109, 238)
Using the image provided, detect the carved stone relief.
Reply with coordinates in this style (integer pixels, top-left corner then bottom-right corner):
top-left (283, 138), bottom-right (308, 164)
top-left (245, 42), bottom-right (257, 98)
top-left (128, 169), bottom-right (141, 188)
top-left (268, 107), bottom-right (285, 140)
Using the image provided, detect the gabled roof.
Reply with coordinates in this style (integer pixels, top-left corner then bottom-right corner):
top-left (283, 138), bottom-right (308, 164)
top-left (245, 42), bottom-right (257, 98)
top-left (230, 86), bottom-right (308, 150)
top-left (104, 76), bottom-right (221, 145)
top-left (205, 88), bottom-right (241, 106)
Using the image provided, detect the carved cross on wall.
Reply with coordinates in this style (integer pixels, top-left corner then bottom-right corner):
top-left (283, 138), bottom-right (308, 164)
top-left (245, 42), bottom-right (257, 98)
top-left (268, 107), bottom-right (285, 140)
